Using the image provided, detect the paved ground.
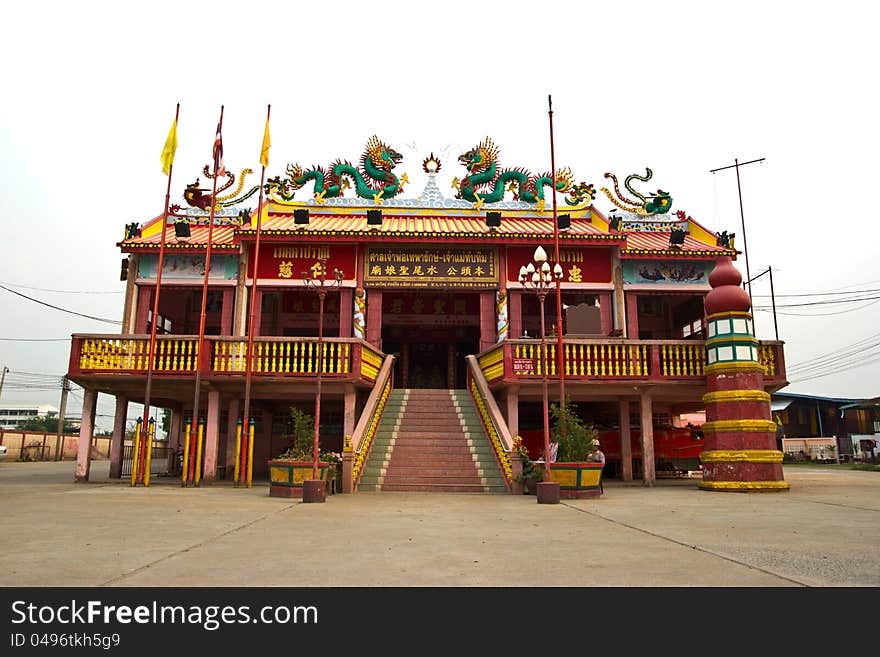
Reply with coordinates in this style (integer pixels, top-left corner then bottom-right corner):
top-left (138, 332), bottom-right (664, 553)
top-left (1, 460), bottom-right (878, 587)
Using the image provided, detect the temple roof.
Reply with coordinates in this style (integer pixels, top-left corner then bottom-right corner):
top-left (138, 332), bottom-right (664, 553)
top-left (119, 171), bottom-right (735, 259)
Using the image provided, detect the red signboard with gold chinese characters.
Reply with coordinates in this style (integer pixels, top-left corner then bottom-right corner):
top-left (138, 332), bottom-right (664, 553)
top-left (505, 246), bottom-right (612, 284)
top-left (248, 244), bottom-right (357, 281)
top-left (365, 245), bottom-right (498, 288)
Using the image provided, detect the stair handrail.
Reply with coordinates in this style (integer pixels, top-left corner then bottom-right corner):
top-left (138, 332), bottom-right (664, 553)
top-left (465, 354), bottom-right (514, 485)
top-left (344, 354), bottom-right (395, 492)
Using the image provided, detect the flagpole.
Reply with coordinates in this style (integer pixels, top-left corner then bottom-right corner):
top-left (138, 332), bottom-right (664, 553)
top-left (240, 104), bottom-right (271, 488)
top-left (136, 102), bottom-right (180, 486)
top-left (548, 95), bottom-right (566, 418)
top-left (190, 105), bottom-right (224, 474)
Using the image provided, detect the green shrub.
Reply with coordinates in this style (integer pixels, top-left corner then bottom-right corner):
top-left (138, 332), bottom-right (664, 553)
top-left (550, 400), bottom-right (599, 462)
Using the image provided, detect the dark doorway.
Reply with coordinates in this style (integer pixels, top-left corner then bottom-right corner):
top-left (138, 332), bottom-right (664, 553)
top-left (381, 290), bottom-right (481, 389)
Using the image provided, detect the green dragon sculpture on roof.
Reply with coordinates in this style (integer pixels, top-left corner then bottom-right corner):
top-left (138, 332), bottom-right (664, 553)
top-left (452, 136), bottom-right (592, 210)
top-left (600, 168), bottom-right (672, 216)
top-left (265, 135), bottom-right (408, 204)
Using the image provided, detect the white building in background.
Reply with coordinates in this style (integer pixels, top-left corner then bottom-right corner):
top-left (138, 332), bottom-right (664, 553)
top-left (0, 404), bottom-right (58, 430)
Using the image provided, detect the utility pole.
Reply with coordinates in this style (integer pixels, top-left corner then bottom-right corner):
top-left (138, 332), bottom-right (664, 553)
top-left (709, 157), bottom-right (765, 333)
top-left (55, 375), bottom-right (70, 461)
top-left (0, 366), bottom-right (8, 402)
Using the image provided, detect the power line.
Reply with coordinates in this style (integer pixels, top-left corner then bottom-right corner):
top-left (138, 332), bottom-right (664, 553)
top-left (0, 284), bottom-right (122, 325)
top-left (0, 280), bottom-right (123, 294)
top-left (755, 299), bottom-right (880, 317)
top-left (752, 287), bottom-right (880, 298)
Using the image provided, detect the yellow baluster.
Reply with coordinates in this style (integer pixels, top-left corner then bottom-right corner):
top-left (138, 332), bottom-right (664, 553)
top-left (675, 344), bottom-right (682, 376)
top-left (612, 344), bottom-right (619, 376)
top-left (599, 344), bottom-right (605, 376)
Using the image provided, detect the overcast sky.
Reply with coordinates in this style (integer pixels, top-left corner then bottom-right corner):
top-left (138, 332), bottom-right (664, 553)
top-left (1, 1), bottom-right (877, 430)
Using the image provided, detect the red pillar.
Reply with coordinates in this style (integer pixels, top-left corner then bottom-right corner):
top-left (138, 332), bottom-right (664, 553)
top-left (639, 390), bottom-right (655, 486)
top-left (220, 287), bottom-right (234, 335)
top-left (599, 292), bottom-right (612, 335)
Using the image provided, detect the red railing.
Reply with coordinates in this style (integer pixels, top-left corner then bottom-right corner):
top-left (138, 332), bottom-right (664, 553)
top-left (69, 334), bottom-right (384, 384)
top-left (478, 338), bottom-right (786, 385)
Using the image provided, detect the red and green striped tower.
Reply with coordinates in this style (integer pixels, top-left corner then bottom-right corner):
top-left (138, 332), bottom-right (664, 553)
top-left (699, 256), bottom-right (789, 492)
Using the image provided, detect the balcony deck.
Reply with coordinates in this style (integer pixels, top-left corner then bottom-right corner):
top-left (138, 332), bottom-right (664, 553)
top-left (67, 334), bottom-right (786, 402)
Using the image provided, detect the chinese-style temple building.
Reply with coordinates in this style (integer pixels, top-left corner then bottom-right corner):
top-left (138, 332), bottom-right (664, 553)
top-left (67, 135), bottom-right (789, 494)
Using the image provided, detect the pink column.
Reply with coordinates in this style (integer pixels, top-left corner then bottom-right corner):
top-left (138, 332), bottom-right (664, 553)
top-left (619, 399), bottom-right (632, 481)
top-left (479, 290), bottom-right (495, 352)
top-left (202, 390), bottom-right (220, 483)
top-left (626, 292), bottom-right (639, 339)
top-left (167, 408), bottom-right (182, 474)
top-left (343, 385), bottom-right (356, 439)
top-left (220, 287), bottom-right (234, 335)
top-left (599, 292), bottom-right (613, 335)
top-left (252, 288), bottom-right (264, 337)
top-left (225, 398), bottom-right (240, 477)
top-left (639, 389), bottom-right (655, 486)
top-left (509, 289), bottom-right (523, 338)
top-left (339, 288), bottom-right (353, 337)
top-left (109, 395), bottom-right (128, 479)
top-left (505, 386), bottom-right (519, 438)
top-left (366, 289), bottom-right (383, 349)
top-left (135, 286), bottom-right (151, 334)
top-left (75, 389), bottom-right (98, 482)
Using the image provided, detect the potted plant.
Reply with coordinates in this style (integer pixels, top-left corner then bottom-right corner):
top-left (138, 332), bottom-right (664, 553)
top-left (268, 407), bottom-right (333, 498)
top-left (512, 436), bottom-right (544, 495)
top-left (549, 400), bottom-right (604, 498)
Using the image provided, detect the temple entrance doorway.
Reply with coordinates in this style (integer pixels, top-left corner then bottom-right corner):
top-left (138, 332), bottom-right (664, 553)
top-left (380, 290), bottom-right (481, 389)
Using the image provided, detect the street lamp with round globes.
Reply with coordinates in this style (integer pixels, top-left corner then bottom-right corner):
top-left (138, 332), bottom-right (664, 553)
top-left (519, 245), bottom-right (563, 489)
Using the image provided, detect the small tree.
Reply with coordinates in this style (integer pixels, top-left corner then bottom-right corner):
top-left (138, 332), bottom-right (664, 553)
top-left (550, 400), bottom-right (599, 462)
top-left (278, 406), bottom-right (315, 460)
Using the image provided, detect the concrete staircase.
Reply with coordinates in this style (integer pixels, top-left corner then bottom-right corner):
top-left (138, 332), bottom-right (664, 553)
top-left (357, 389), bottom-right (508, 493)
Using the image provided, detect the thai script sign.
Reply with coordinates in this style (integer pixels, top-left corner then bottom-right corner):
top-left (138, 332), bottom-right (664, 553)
top-left (365, 246), bottom-right (498, 288)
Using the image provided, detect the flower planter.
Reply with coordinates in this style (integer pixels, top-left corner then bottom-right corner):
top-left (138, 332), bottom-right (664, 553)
top-left (268, 460), bottom-right (330, 498)
top-left (548, 462), bottom-right (604, 499)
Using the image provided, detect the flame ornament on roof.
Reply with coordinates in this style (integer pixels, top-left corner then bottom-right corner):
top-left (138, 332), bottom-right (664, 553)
top-left (600, 168), bottom-right (673, 216)
top-left (265, 135), bottom-right (408, 205)
top-left (451, 136), bottom-right (582, 211)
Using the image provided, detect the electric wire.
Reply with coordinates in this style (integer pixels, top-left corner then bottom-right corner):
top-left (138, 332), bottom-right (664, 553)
top-left (0, 280), bottom-right (123, 294)
top-left (0, 284), bottom-right (122, 325)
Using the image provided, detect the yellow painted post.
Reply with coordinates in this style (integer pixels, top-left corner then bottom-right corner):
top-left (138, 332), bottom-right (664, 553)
top-left (144, 418), bottom-right (155, 487)
top-left (233, 418), bottom-right (243, 487)
top-left (181, 421), bottom-right (191, 487)
top-left (247, 418), bottom-right (255, 488)
top-left (195, 420), bottom-right (204, 487)
top-left (130, 418), bottom-right (142, 487)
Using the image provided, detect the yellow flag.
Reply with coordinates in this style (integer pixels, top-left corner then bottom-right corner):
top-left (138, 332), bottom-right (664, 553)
top-left (259, 116), bottom-right (271, 168)
top-left (160, 117), bottom-right (178, 175)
